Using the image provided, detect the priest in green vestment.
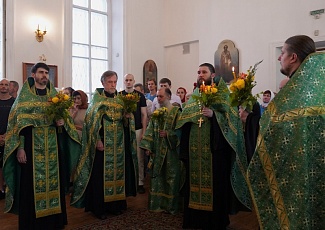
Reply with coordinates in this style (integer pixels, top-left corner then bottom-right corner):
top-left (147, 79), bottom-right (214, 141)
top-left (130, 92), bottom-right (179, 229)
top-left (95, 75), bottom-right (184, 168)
top-left (248, 35), bottom-right (325, 229)
top-left (140, 88), bottom-right (182, 214)
top-left (176, 63), bottom-right (251, 229)
top-left (71, 70), bottom-right (138, 220)
top-left (3, 62), bottom-right (81, 230)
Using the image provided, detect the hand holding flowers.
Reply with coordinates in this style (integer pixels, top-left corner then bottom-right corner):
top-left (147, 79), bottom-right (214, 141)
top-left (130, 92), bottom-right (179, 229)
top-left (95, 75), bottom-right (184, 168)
top-left (151, 107), bottom-right (168, 131)
top-left (46, 91), bottom-right (73, 123)
top-left (117, 92), bottom-right (140, 114)
top-left (229, 60), bottom-right (263, 112)
top-left (46, 91), bottom-right (73, 132)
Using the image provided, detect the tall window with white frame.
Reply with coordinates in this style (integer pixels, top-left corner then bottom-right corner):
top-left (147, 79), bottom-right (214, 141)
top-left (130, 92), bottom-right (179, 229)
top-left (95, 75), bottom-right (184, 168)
top-left (0, 0), bottom-right (3, 78)
top-left (72, 0), bottom-right (109, 96)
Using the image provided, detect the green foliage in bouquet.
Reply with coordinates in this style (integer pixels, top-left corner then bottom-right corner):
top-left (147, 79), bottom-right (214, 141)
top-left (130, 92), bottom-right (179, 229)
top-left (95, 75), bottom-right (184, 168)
top-left (229, 60), bottom-right (263, 112)
top-left (151, 107), bottom-right (168, 130)
top-left (46, 91), bottom-right (73, 122)
top-left (117, 92), bottom-right (140, 113)
top-left (192, 82), bottom-right (224, 107)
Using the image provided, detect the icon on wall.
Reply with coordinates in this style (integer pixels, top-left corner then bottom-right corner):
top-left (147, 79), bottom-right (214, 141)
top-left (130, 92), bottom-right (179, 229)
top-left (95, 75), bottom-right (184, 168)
top-left (214, 40), bottom-right (239, 84)
top-left (143, 60), bottom-right (158, 93)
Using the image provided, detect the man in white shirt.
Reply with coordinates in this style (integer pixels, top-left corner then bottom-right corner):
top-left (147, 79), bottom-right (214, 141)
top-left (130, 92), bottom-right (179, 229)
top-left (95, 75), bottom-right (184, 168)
top-left (151, 78), bottom-right (181, 113)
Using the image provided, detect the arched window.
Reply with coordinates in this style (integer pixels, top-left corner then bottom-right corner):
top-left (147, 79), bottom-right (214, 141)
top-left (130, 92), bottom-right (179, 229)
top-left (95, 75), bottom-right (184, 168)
top-left (72, 0), bottom-right (110, 96)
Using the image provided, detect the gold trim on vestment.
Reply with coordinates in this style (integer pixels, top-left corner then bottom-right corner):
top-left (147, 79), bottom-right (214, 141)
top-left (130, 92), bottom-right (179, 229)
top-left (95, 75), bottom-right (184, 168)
top-left (270, 105), bottom-right (325, 123)
top-left (257, 137), bottom-right (290, 229)
top-left (104, 194), bottom-right (126, 202)
top-left (149, 192), bottom-right (176, 199)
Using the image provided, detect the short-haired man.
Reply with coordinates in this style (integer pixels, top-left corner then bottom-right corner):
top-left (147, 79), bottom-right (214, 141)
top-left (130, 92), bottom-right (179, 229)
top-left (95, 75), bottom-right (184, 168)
top-left (71, 71), bottom-right (138, 219)
top-left (151, 78), bottom-right (182, 113)
top-left (247, 35), bottom-right (324, 229)
top-left (134, 83), bottom-right (153, 122)
top-left (120, 74), bottom-right (147, 194)
top-left (0, 79), bottom-right (15, 200)
top-left (259, 89), bottom-right (274, 115)
top-left (134, 83), bottom-right (153, 177)
top-left (3, 63), bottom-right (81, 229)
top-left (9, 80), bottom-right (19, 98)
top-left (145, 79), bottom-right (157, 102)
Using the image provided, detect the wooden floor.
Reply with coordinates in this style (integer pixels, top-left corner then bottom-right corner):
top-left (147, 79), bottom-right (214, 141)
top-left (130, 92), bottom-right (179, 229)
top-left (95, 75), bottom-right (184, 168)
top-left (0, 185), bottom-right (259, 230)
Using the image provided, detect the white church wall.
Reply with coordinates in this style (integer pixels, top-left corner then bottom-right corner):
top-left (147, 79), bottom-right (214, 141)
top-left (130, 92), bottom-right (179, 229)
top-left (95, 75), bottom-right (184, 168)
top-left (5, 0), bottom-right (324, 96)
top-left (163, 0), bottom-right (325, 95)
top-left (6, 0), bottom-right (64, 88)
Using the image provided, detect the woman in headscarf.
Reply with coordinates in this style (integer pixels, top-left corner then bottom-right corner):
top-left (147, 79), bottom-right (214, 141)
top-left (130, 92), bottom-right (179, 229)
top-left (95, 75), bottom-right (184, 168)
top-left (176, 87), bottom-right (187, 103)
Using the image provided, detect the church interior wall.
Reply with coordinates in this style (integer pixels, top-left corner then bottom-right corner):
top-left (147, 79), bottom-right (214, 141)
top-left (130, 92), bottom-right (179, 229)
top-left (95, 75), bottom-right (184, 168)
top-left (4, 0), bottom-right (325, 96)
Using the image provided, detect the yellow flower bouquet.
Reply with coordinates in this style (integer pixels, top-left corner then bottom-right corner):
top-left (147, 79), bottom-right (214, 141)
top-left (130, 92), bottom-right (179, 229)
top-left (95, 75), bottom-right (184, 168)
top-left (45, 91), bottom-right (73, 132)
top-left (229, 60), bottom-right (262, 112)
top-left (46, 91), bottom-right (73, 123)
top-left (117, 92), bottom-right (140, 114)
top-left (151, 107), bottom-right (168, 130)
top-left (192, 82), bottom-right (221, 108)
top-left (147, 107), bottom-right (168, 169)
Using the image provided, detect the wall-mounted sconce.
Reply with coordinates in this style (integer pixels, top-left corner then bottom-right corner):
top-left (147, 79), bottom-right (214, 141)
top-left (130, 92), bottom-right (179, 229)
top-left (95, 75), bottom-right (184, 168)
top-left (35, 24), bottom-right (47, 42)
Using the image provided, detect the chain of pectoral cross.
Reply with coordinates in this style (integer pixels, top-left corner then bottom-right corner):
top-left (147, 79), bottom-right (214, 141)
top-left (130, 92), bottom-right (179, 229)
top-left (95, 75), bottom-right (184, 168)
top-left (198, 101), bottom-right (204, 128)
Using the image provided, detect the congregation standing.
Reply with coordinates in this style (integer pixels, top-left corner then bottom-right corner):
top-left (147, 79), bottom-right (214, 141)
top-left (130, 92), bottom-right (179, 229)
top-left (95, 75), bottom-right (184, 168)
top-left (1, 34), bottom-right (324, 229)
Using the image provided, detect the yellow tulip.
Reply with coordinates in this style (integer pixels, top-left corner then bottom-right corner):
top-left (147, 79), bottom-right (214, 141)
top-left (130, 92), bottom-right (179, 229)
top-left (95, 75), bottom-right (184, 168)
top-left (52, 97), bottom-right (59, 103)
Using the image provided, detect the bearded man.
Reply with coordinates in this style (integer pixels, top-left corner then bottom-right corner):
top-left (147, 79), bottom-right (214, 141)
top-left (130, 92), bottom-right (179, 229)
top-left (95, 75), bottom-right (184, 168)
top-left (176, 63), bottom-right (250, 229)
top-left (3, 62), bottom-right (81, 229)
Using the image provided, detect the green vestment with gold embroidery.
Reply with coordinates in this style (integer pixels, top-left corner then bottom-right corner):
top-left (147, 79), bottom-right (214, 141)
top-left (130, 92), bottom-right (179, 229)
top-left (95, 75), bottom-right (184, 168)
top-left (3, 77), bottom-right (81, 218)
top-left (71, 88), bottom-right (138, 207)
top-left (247, 52), bottom-right (325, 230)
top-left (140, 106), bottom-right (183, 214)
top-left (176, 79), bottom-right (250, 212)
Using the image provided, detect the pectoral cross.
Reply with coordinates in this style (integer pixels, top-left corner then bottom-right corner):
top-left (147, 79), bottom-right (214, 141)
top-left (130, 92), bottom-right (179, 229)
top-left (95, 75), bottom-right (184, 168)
top-left (198, 117), bottom-right (204, 128)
